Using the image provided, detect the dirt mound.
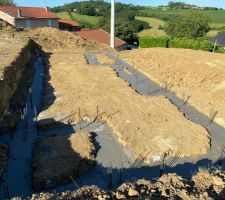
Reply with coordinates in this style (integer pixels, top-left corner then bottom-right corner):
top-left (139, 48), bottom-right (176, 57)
top-left (192, 169), bottom-right (225, 198)
top-left (26, 170), bottom-right (225, 200)
top-left (32, 132), bottom-right (96, 190)
top-left (25, 27), bottom-right (109, 52)
top-left (28, 186), bottom-right (109, 200)
top-left (120, 48), bottom-right (225, 128)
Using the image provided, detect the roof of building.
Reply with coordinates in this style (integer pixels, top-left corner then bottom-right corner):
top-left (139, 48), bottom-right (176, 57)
top-left (74, 29), bottom-right (126, 48)
top-left (211, 32), bottom-right (225, 46)
top-left (0, 6), bottom-right (58, 19)
top-left (58, 19), bottom-right (80, 27)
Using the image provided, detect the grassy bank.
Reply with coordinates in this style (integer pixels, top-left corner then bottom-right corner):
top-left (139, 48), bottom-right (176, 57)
top-left (56, 12), bottom-right (102, 28)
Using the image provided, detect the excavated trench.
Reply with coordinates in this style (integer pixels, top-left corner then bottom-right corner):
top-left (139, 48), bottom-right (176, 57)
top-left (0, 39), bottom-right (38, 133)
top-left (85, 52), bottom-right (225, 167)
top-left (1, 45), bottom-right (225, 199)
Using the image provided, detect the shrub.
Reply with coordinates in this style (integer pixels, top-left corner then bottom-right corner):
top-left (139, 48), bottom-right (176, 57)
top-left (139, 36), bottom-right (170, 48)
top-left (139, 36), bottom-right (224, 53)
top-left (165, 13), bottom-right (211, 39)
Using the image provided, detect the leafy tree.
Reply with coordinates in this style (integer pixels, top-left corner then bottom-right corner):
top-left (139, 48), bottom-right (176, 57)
top-left (165, 13), bottom-right (211, 38)
top-left (115, 21), bottom-right (138, 44)
top-left (0, 0), bottom-right (14, 6)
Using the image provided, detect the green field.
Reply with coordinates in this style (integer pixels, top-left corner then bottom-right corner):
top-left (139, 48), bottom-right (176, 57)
top-left (139, 9), bottom-right (225, 24)
top-left (136, 17), bottom-right (167, 37)
top-left (56, 12), bottom-right (102, 28)
top-left (138, 9), bottom-right (225, 38)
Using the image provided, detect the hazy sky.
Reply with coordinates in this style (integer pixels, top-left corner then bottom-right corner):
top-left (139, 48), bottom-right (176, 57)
top-left (14, 0), bottom-right (225, 8)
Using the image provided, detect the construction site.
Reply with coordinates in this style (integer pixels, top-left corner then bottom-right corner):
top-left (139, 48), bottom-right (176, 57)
top-left (0, 26), bottom-right (225, 199)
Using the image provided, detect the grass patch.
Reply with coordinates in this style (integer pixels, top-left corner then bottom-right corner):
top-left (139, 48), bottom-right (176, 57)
top-left (138, 9), bottom-right (225, 24)
top-left (56, 12), bottom-right (102, 28)
top-left (136, 17), bottom-right (167, 37)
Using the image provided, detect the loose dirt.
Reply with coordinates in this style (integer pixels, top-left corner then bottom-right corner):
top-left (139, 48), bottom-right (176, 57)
top-left (120, 48), bottom-right (225, 128)
top-left (20, 169), bottom-right (225, 200)
top-left (38, 52), bottom-right (210, 163)
top-left (23, 27), bottom-right (110, 53)
top-left (32, 132), bottom-right (96, 190)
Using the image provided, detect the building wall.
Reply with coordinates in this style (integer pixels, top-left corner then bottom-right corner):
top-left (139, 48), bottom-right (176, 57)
top-left (15, 19), bottom-right (59, 29)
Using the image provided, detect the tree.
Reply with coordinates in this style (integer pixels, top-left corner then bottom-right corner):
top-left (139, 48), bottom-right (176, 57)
top-left (0, 0), bottom-right (15, 6)
top-left (115, 21), bottom-right (138, 44)
top-left (165, 13), bottom-right (211, 38)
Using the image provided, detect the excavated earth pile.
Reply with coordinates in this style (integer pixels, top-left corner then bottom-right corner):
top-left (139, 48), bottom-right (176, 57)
top-left (23, 27), bottom-right (110, 53)
top-left (37, 52), bottom-right (210, 163)
top-left (22, 170), bottom-right (225, 200)
top-left (120, 48), bottom-right (225, 128)
top-left (32, 132), bottom-right (96, 190)
top-left (0, 38), bottom-right (38, 132)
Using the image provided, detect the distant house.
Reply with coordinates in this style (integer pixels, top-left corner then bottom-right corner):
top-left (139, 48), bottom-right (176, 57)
top-left (58, 19), bottom-right (80, 31)
top-left (0, 6), bottom-right (59, 29)
top-left (74, 29), bottom-right (126, 50)
top-left (211, 32), bottom-right (225, 47)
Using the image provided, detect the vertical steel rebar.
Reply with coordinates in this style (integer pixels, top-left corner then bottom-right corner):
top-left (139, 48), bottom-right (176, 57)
top-left (107, 166), bottom-right (113, 189)
top-left (78, 107), bottom-right (81, 130)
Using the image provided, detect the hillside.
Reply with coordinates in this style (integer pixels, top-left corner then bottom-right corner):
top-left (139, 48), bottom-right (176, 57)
top-left (138, 9), bottom-right (225, 38)
top-left (56, 12), bottom-right (101, 28)
top-left (136, 16), bottom-right (167, 37)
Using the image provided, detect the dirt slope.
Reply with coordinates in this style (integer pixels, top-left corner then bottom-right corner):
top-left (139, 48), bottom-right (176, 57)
top-left (23, 27), bottom-right (110, 53)
top-left (38, 52), bottom-right (210, 162)
top-left (120, 48), bottom-right (225, 128)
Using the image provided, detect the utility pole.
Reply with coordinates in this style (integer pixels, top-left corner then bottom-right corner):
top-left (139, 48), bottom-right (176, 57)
top-left (110, 0), bottom-right (115, 48)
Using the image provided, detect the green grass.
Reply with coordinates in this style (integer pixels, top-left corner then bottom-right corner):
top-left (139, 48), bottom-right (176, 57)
top-left (136, 17), bottom-right (167, 37)
top-left (56, 12), bottom-right (102, 28)
top-left (138, 9), bottom-right (225, 24)
top-left (137, 8), bottom-right (225, 38)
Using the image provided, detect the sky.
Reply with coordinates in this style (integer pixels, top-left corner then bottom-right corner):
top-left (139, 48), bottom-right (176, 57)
top-left (14, 0), bottom-right (225, 9)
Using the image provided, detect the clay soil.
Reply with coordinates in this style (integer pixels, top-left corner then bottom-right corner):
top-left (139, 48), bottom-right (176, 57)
top-left (25, 169), bottom-right (225, 200)
top-left (23, 27), bottom-right (110, 53)
top-left (32, 132), bottom-right (96, 190)
top-left (120, 48), bottom-right (225, 128)
top-left (38, 52), bottom-right (210, 163)
top-left (0, 38), bottom-right (28, 80)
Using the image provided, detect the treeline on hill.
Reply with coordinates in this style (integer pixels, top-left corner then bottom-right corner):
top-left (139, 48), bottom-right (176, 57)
top-left (50, 1), bottom-right (150, 44)
top-left (0, 0), bottom-right (14, 6)
top-left (168, 1), bottom-right (222, 10)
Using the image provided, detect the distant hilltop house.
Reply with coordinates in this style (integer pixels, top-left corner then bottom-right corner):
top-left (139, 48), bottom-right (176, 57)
top-left (74, 29), bottom-right (126, 50)
top-left (0, 6), bottom-right (59, 29)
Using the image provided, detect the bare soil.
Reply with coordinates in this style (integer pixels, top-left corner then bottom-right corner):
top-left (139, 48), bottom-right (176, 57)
top-left (120, 48), bottom-right (225, 128)
top-left (38, 52), bottom-right (210, 163)
top-left (23, 27), bottom-right (110, 53)
top-left (32, 132), bottom-right (96, 190)
top-left (22, 169), bottom-right (225, 200)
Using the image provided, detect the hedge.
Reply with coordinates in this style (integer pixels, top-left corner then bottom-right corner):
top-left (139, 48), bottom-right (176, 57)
top-left (139, 36), bottom-right (224, 53)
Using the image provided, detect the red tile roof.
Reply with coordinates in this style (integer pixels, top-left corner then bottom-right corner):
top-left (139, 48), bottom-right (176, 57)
top-left (58, 19), bottom-right (80, 27)
top-left (74, 29), bottom-right (126, 48)
top-left (0, 6), bottom-right (58, 19)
